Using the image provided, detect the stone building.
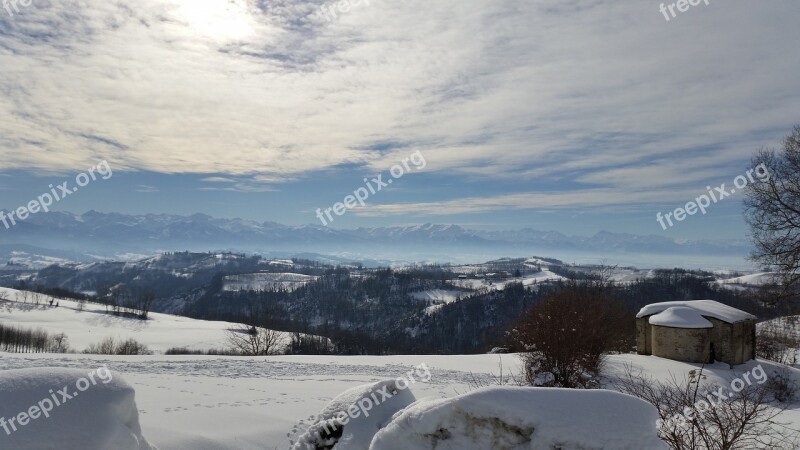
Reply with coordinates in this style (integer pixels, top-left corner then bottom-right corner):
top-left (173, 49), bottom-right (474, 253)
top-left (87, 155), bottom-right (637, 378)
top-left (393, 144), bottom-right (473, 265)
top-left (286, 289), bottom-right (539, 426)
top-left (636, 300), bottom-right (756, 366)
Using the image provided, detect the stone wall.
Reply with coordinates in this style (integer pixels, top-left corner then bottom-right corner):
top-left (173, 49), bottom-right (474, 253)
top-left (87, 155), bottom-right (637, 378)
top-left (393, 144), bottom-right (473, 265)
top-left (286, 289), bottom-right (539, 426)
top-left (650, 324), bottom-right (711, 363)
top-left (637, 316), bottom-right (756, 366)
top-left (636, 317), bottom-right (651, 355)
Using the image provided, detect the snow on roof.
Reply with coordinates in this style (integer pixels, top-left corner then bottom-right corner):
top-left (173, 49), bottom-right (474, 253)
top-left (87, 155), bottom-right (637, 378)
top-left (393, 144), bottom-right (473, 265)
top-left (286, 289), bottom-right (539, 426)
top-left (637, 300), bottom-right (756, 324)
top-left (648, 306), bottom-right (713, 329)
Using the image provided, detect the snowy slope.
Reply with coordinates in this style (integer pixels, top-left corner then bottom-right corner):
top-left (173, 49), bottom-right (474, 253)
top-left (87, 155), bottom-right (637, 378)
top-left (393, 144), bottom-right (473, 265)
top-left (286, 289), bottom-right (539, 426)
top-left (222, 272), bottom-right (316, 292)
top-left (409, 290), bottom-right (463, 303)
top-left (716, 272), bottom-right (778, 288)
top-left (448, 269), bottom-right (567, 291)
top-left (0, 288), bottom-right (291, 353)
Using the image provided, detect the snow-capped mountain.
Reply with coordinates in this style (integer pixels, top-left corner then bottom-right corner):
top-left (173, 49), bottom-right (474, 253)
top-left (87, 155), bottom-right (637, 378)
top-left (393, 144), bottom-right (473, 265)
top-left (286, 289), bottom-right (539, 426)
top-left (0, 211), bottom-right (750, 265)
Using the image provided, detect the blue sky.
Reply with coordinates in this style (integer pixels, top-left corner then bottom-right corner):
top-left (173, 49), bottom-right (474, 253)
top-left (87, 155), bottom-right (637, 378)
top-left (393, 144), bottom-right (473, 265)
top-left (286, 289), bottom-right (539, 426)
top-left (0, 0), bottom-right (798, 240)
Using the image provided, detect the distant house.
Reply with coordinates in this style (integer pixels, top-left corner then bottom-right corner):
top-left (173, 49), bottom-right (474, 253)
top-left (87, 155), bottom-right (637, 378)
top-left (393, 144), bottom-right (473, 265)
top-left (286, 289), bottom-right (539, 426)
top-left (636, 300), bottom-right (756, 366)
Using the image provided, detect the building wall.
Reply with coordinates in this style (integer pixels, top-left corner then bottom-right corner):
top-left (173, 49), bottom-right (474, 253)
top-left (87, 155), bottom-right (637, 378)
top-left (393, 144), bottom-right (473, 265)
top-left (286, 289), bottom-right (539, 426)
top-left (636, 318), bottom-right (651, 355)
top-left (651, 325), bottom-right (711, 363)
top-left (708, 318), bottom-right (733, 364)
top-left (636, 316), bottom-right (757, 366)
top-left (730, 320), bottom-right (756, 365)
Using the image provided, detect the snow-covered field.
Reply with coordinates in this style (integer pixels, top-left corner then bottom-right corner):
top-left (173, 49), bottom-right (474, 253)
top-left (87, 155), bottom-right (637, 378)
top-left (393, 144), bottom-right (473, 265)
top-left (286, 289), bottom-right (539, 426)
top-left (2, 352), bottom-right (799, 449)
top-left (0, 353), bottom-right (519, 449)
top-left (0, 288), bottom-right (290, 353)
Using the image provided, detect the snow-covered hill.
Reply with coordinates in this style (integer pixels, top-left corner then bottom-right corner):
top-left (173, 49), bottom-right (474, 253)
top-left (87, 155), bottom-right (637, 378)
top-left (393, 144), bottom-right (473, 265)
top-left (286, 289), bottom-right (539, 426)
top-left (0, 288), bottom-right (290, 353)
top-left (716, 272), bottom-right (778, 289)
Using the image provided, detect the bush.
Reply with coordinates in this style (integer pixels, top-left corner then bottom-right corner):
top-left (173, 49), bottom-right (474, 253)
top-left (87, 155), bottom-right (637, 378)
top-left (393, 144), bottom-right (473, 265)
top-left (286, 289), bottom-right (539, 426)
top-left (756, 325), bottom-right (800, 366)
top-left (509, 284), bottom-right (633, 388)
top-left (614, 365), bottom-right (796, 450)
top-left (84, 337), bottom-right (151, 355)
top-left (115, 338), bottom-right (152, 356)
top-left (767, 367), bottom-right (799, 403)
top-left (165, 347), bottom-right (238, 356)
top-left (49, 333), bottom-right (71, 353)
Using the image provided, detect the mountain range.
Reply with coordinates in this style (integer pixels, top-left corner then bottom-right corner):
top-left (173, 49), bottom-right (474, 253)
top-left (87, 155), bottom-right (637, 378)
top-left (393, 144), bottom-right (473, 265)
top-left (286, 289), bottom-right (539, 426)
top-left (0, 210), bottom-right (752, 267)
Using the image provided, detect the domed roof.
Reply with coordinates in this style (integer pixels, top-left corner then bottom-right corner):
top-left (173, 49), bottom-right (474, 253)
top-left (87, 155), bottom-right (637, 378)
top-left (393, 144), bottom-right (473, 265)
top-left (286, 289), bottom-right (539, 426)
top-left (648, 306), bottom-right (713, 329)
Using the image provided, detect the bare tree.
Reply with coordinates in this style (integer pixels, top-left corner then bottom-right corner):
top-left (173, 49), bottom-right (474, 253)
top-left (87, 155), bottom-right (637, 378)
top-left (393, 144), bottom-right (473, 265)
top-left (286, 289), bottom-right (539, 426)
top-left (744, 125), bottom-right (800, 302)
top-left (135, 289), bottom-right (156, 319)
top-left (49, 333), bottom-right (70, 353)
top-left (227, 326), bottom-right (283, 356)
top-left (509, 283), bottom-right (633, 388)
top-left (614, 365), bottom-right (798, 450)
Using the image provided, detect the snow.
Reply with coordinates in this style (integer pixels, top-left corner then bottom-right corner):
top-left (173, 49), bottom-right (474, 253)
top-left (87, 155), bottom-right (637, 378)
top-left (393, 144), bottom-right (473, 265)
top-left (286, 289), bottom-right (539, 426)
top-left (0, 287), bottom-right (293, 353)
top-left (519, 269), bottom-right (567, 285)
top-left (0, 368), bottom-right (154, 449)
top-left (448, 278), bottom-right (487, 290)
top-left (648, 306), bottom-right (713, 329)
top-left (716, 272), bottom-right (777, 287)
top-left (636, 300), bottom-right (756, 324)
top-left (0, 353), bottom-right (516, 449)
top-left (370, 386), bottom-right (666, 450)
top-left (2, 352), bottom-right (800, 449)
top-left (292, 379), bottom-right (417, 450)
top-left (523, 257), bottom-right (552, 266)
top-left (222, 272), bottom-right (316, 292)
top-left (448, 269), bottom-right (567, 292)
top-left (410, 290), bottom-right (463, 303)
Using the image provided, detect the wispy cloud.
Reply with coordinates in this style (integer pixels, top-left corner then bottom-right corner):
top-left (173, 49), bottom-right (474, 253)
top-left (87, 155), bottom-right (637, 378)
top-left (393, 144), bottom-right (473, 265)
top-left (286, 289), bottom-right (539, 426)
top-left (134, 185), bottom-right (160, 193)
top-left (0, 0), bottom-right (796, 217)
top-left (354, 187), bottom-right (703, 217)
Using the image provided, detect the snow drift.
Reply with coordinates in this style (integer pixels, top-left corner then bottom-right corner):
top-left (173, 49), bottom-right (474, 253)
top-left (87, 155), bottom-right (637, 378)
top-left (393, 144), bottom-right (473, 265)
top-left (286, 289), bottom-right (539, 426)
top-left (292, 379), bottom-right (417, 450)
top-left (369, 387), bottom-right (666, 450)
top-left (0, 368), bottom-right (155, 450)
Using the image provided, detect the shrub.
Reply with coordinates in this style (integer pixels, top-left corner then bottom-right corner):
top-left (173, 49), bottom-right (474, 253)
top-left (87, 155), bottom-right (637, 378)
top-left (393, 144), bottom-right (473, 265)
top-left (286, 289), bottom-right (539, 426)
top-left (84, 337), bottom-right (151, 355)
top-left (767, 367), bottom-right (799, 403)
top-left (756, 326), bottom-right (800, 366)
top-left (509, 284), bottom-right (633, 388)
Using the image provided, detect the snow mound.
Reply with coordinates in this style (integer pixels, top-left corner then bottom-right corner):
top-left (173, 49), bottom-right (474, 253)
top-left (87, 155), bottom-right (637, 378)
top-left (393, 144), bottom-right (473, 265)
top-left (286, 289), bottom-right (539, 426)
top-left (292, 379), bottom-right (417, 450)
top-left (0, 368), bottom-right (154, 450)
top-left (369, 387), bottom-right (666, 450)
top-left (649, 306), bottom-right (713, 329)
top-left (636, 300), bottom-right (756, 324)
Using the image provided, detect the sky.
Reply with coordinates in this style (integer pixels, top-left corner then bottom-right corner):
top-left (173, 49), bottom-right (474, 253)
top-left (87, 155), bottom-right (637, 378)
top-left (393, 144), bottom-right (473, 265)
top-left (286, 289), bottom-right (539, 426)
top-left (0, 0), bottom-right (798, 240)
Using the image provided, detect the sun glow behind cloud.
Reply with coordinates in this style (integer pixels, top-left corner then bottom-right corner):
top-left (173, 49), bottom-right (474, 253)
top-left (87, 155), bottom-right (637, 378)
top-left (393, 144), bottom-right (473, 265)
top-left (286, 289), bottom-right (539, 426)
top-left (173, 0), bottom-right (256, 41)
